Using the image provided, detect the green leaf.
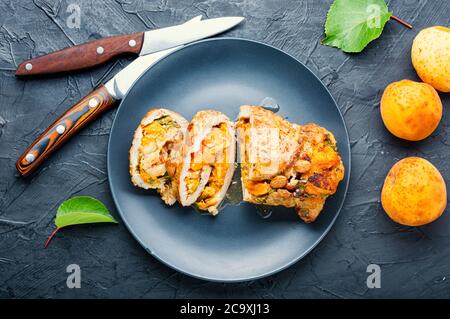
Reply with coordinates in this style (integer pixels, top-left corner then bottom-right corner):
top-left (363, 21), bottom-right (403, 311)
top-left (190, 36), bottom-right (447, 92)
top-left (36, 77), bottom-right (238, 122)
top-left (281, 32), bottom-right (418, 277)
top-left (45, 196), bottom-right (118, 248)
top-left (55, 196), bottom-right (118, 228)
top-left (322, 0), bottom-right (392, 53)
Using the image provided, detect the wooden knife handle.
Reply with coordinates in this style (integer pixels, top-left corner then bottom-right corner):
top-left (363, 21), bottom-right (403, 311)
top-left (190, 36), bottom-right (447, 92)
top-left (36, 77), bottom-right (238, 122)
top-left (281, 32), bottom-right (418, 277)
top-left (16, 85), bottom-right (117, 177)
top-left (16, 32), bottom-right (144, 76)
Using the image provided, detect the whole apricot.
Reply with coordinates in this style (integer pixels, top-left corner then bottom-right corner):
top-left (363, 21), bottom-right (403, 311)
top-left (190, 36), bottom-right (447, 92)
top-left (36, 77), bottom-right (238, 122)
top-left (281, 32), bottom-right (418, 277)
top-left (380, 80), bottom-right (442, 141)
top-left (381, 157), bottom-right (447, 227)
top-left (412, 26), bottom-right (450, 93)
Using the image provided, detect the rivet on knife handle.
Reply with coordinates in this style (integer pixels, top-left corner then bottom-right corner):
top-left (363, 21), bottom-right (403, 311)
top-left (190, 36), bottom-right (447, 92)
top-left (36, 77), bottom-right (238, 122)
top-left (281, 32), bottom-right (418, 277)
top-left (16, 32), bottom-right (144, 76)
top-left (16, 85), bottom-right (117, 177)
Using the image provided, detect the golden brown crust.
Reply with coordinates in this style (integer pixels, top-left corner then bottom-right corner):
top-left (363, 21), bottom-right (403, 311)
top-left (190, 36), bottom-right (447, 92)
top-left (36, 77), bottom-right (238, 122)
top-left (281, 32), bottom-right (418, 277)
top-left (237, 106), bottom-right (345, 223)
top-left (237, 105), bottom-right (301, 181)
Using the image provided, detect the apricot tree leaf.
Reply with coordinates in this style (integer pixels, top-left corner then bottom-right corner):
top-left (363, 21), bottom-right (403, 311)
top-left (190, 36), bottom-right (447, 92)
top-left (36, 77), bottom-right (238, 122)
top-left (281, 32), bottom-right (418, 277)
top-left (322, 0), bottom-right (392, 53)
top-left (55, 196), bottom-right (118, 228)
top-left (45, 196), bottom-right (118, 248)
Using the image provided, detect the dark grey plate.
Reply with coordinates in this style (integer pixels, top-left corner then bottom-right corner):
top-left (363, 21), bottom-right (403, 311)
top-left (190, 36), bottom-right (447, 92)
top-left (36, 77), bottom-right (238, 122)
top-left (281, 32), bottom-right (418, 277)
top-left (107, 38), bottom-right (350, 282)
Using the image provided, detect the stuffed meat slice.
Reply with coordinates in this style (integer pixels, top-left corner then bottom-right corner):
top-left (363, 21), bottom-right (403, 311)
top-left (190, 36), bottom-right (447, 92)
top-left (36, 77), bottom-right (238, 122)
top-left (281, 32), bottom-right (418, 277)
top-left (129, 108), bottom-right (188, 205)
top-left (178, 110), bottom-right (236, 215)
top-left (236, 105), bottom-right (344, 223)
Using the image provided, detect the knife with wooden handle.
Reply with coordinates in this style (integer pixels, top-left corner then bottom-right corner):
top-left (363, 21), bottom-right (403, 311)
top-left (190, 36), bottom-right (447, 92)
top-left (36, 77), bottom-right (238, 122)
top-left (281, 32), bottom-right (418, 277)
top-left (15, 16), bottom-right (245, 176)
top-left (16, 86), bottom-right (117, 176)
top-left (16, 33), bottom-right (144, 76)
top-left (15, 16), bottom-right (244, 76)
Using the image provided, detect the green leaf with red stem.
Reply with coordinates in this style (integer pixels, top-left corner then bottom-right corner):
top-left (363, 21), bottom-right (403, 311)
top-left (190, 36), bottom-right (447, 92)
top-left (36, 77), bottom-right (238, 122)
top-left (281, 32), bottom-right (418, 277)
top-left (45, 196), bottom-right (118, 248)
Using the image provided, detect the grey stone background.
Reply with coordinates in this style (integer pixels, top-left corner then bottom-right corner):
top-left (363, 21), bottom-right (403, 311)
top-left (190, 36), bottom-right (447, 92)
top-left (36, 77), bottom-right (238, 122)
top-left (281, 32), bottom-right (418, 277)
top-left (0, 0), bottom-right (449, 298)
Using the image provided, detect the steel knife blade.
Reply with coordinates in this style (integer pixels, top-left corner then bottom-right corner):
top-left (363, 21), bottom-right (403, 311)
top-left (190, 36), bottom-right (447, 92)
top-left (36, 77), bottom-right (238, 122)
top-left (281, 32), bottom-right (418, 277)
top-left (104, 47), bottom-right (178, 100)
top-left (139, 16), bottom-right (244, 56)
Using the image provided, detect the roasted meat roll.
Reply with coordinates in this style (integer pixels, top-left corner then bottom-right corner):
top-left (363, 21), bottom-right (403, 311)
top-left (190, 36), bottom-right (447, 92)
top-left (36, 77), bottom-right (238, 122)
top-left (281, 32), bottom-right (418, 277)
top-left (129, 108), bottom-right (188, 205)
top-left (178, 110), bottom-right (236, 215)
top-left (236, 105), bottom-right (345, 223)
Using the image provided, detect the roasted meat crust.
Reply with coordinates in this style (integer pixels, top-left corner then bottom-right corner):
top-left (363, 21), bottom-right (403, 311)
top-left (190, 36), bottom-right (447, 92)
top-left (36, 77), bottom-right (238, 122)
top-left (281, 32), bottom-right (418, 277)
top-left (237, 105), bottom-right (344, 223)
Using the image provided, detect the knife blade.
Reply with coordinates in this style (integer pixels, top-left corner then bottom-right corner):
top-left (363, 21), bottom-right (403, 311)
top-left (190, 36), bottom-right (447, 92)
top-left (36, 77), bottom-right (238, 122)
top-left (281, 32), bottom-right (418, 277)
top-left (104, 47), bottom-right (179, 100)
top-left (139, 17), bottom-right (244, 56)
top-left (104, 15), bottom-right (210, 98)
top-left (15, 16), bottom-right (244, 76)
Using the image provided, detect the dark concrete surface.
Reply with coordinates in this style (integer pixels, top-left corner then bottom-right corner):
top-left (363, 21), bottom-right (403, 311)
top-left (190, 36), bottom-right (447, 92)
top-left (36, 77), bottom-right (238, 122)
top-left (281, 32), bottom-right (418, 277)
top-left (0, 0), bottom-right (449, 298)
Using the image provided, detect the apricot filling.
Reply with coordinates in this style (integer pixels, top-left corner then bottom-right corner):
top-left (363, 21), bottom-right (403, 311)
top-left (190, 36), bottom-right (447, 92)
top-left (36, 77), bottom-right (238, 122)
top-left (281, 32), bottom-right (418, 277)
top-left (138, 116), bottom-right (181, 185)
top-left (184, 123), bottom-right (231, 209)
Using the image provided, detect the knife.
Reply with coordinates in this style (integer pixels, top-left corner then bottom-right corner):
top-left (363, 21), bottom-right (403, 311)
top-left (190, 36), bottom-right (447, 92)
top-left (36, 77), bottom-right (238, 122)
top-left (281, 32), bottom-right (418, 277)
top-left (16, 16), bottom-right (244, 76)
top-left (15, 16), bottom-right (244, 177)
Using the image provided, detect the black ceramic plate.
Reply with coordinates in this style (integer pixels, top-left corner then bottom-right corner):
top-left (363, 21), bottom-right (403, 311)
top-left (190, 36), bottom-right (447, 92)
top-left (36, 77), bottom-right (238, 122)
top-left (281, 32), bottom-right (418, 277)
top-left (108, 38), bottom-right (350, 282)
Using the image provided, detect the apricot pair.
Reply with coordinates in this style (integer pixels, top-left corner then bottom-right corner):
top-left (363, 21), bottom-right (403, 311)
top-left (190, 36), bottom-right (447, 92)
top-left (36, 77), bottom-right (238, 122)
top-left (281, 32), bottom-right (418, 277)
top-left (381, 26), bottom-right (449, 142)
